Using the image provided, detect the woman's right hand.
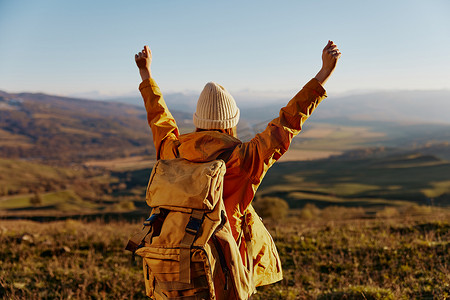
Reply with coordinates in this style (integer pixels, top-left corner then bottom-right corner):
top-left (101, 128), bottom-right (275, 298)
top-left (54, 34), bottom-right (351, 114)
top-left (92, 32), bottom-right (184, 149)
top-left (321, 40), bottom-right (341, 73)
top-left (315, 40), bottom-right (341, 86)
top-left (135, 45), bottom-right (152, 81)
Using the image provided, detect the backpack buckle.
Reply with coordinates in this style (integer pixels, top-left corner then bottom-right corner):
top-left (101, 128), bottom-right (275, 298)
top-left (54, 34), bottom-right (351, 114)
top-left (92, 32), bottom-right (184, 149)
top-left (143, 213), bottom-right (159, 227)
top-left (143, 208), bottom-right (168, 227)
top-left (185, 216), bottom-right (203, 235)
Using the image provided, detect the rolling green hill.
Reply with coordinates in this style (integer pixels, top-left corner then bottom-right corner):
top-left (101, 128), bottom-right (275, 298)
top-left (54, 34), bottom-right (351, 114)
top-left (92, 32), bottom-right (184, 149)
top-left (258, 153), bottom-right (450, 211)
top-left (0, 158), bottom-right (149, 218)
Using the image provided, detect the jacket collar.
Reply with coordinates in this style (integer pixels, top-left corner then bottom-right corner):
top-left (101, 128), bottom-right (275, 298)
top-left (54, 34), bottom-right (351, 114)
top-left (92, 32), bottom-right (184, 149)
top-left (178, 131), bottom-right (241, 162)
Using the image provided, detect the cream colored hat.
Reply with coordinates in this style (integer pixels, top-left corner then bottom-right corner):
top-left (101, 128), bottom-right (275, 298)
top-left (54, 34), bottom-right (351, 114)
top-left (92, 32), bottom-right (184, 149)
top-left (193, 82), bottom-right (240, 129)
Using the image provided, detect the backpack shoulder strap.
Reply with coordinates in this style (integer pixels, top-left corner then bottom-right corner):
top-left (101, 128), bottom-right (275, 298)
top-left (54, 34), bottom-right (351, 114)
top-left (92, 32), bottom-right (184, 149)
top-left (179, 209), bottom-right (205, 284)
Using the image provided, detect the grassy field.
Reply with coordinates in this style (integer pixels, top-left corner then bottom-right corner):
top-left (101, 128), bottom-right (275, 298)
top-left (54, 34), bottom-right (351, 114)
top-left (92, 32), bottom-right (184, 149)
top-left (289, 123), bottom-right (388, 152)
top-left (0, 157), bottom-right (147, 218)
top-left (1, 208), bottom-right (449, 299)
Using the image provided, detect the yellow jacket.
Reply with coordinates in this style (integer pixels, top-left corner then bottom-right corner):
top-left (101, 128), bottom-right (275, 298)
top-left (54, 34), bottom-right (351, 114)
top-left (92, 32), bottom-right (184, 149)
top-left (139, 78), bottom-right (327, 287)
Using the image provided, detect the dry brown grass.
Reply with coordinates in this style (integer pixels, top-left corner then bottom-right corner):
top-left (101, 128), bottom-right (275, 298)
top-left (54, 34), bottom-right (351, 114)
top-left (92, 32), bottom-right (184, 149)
top-left (1, 208), bottom-right (449, 299)
top-left (0, 219), bottom-right (146, 299)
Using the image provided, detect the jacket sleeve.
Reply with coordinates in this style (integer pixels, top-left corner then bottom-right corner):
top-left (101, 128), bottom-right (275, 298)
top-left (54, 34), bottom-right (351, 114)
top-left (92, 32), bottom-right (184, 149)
top-left (237, 78), bottom-right (327, 196)
top-left (139, 78), bottom-right (180, 160)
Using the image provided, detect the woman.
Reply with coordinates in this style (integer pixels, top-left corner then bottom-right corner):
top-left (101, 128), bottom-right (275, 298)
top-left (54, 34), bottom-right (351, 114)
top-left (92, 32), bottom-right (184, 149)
top-left (135, 41), bottom-right (341, 291)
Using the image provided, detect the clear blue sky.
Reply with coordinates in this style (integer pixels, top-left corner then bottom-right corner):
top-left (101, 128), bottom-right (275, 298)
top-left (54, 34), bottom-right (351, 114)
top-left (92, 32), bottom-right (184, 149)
top-left (1, 0), bottom-right (449, 98)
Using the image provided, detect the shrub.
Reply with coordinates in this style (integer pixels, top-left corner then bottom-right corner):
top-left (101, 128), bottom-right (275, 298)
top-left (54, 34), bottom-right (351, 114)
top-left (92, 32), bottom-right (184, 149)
top-left (299, 203), bottom-right (322, 220)
top-left (114, 201), bottom-right (136, 211)
top-left (29, 192), bottom-right (42, 206)
top-left (376, 207), bottom-right (399, 218)
top-left (253, 196), bottom-right (289, 219)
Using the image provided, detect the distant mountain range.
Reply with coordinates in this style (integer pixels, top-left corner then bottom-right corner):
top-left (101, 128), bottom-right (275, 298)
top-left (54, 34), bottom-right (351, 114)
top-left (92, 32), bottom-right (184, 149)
top-left (237, 89), bottom-right (450, 125)
top-left (91, 89), bottom-right (450, 125)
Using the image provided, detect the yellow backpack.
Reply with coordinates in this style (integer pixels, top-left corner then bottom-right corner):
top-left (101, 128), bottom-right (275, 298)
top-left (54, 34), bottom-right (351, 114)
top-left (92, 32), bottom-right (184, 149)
top-left (126, 158), bottom-right (254, 300)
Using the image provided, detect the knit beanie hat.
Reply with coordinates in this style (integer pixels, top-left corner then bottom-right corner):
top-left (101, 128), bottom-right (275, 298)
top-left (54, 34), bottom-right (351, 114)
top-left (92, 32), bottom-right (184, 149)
top-left (193, 82), bottom-right (240, 129)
